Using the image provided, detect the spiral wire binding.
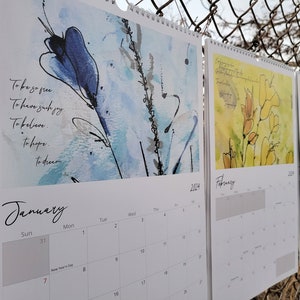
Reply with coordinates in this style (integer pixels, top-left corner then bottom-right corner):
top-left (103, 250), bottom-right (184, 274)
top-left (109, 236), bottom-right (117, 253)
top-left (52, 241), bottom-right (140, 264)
top-left (127, 3), bottom-right (201, 38)
top-left (208, 39), bottom-right (294, 72)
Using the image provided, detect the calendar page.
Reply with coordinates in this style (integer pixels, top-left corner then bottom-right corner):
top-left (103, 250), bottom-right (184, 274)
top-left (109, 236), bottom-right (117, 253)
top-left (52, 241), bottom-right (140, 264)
top-left (205, 39), bottom-right (299, 300)
top-left (0, 1), bottom-right (207, 299)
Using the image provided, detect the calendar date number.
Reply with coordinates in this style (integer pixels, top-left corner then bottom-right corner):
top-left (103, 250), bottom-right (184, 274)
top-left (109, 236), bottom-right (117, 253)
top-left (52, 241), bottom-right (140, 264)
top-left (190, 183), bottom-right (200, 192)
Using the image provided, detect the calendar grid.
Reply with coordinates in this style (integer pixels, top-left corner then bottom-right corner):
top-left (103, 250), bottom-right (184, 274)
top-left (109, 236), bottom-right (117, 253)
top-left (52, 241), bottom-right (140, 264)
top-left (2, 199), bottom-right (206, 300)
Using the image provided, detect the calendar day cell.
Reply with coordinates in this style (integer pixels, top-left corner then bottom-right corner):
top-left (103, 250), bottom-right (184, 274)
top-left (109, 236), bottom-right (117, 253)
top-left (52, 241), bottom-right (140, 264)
top-left (250, 212), bottom-right (266, 234)
top-left (50, 266), bottom-right (88, 300)
top-left (226, 235), bottom-right (244, 261)
top-left (169, 289), bottom-right (188, 300)
top-left (264, 212), bottom-right (276, 233)
top-left (2, 236), bottom-right (49, 287)
top-left (168, 263), bottom-right (188, 295)
top-left (240, 247), bottom-right (256, 282)
top-left (212, 260), bottom-right (228, 288)
top-left (213, 237), bottom-right (232, 266)
top-left (50, 229), bottom-right (87, 272)
top-left (90, 289), bottom-right (120, 300)
top-left (275, 251), bottom-right (297, 279)
top-left (220, 279), bottom-right (242, 300)
top-left (147, 271), bottom-right (169, 300)
top-left (119, 248), bottom-right (146, 287)
top-left (251, 266), bottom-right (272, 295)
top-left (187, 280), bottom-right (207, 300)
top-left (3, 276), bottom-right (49, 300)
top-left (224, 257), bottom-right (242, 284)
top-left (167, 207), bottom-right (188, 238)
top-left (241, 210), bottom-right (256, 229)
top-left (272, 203), bottom-right (283, 223)
top-left (119, 218), bottom-right (145, 253)
top-left (146, 241), bottom-right (168, 276)
top-left (274, 227), bottom-right (289, 252)
top-left (213, 275), bottom-right (240, 300)
top-left (87, 222), bottom-right (119, 262)
top-left (262, 264), bottom-right (275, 288)
top-left (186, 254), bottom-right (206, 285)
top-left (212, 277), bottom-right (227, 300)
top-left (144, 212), bottom-right (167, 245)
top-left (217, 217), bottom-right (242, 240)
top-left (120, 279), bottom-right (147, 300)
top-left (260, 244), bottom-right (275, 269)
top-left (184, 204), bottom-right (204, 232)
top-left (186, 229), bottom-right (204, 258)
top-left (276, 224), bottom-right (290, 247)
top-left (214, 261), bottom-right (236, 289)
top-left (167, 235), bottom-right (187, 267)
top-left (88, 256), bottom-right (120, 298)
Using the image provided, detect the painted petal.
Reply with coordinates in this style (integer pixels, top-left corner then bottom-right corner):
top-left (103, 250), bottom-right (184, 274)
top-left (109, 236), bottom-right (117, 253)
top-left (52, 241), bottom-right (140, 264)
top-left (260, 137), bottom-right (276, 165)
top-left (286, 151), bottom-right (294, 164)
top-left (40, 52), bottom-right (79, 90)
top-left (260, 137), bottom-right (269, 165)
top-left (269, 112), bottom-right (279, 133)
top-left (65, 27), bottom-right (99, 107)
top-left (243, 118), bottom-right (253, 136)
top-left (72, 117), bottom-right (109, 147)
top-left (230, 156), bottom-right (237, 168)
top-left (259, 76), bottom-right (267, 107)
top-left (223, 153), bottom-right (231, 168)
top-left (260, 100), bottom-right (272, 120)
top-left (241, 104), bottom-right (245, 117)
top-left (270, 92), bottom-right (280, 106)
top-left (244, 89), bottom-right (253, 118)
top-left (45, 35), bottom-right (65, 57)
top-left (248, 132), bottom-right (258, 145)
top-left (266, 150), bottom-right (276, 165)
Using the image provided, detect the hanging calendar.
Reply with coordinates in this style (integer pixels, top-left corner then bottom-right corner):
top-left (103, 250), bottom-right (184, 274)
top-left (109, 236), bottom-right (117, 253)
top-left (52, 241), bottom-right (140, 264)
top-left (0, 1), bottom-right (207, 299)
top-left (205, 39), bottom-right (299, 300)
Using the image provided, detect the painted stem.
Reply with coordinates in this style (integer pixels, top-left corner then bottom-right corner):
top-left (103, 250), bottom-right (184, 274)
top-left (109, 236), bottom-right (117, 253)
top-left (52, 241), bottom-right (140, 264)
top-left (122, 18), bottom-right (164, 175)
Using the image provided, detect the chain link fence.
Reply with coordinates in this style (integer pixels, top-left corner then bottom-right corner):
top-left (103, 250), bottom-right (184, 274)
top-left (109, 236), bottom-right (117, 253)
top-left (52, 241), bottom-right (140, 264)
top-left (128, 0), bottom-right (300, 69)
top-left (124, 0), bottom-right (300, 298)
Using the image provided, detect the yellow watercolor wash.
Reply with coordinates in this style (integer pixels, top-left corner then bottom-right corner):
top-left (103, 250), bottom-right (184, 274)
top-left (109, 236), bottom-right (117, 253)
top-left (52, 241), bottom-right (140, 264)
top-left (213, 54), bottom-right (294, 169)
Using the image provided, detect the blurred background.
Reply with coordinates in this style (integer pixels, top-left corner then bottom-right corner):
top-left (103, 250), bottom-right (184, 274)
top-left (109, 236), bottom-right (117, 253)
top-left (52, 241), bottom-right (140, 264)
top-left (116, 0), bottom-right (300, 69)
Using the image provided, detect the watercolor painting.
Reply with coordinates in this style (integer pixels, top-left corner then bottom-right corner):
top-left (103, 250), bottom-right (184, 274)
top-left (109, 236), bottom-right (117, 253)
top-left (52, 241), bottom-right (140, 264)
top-left (2, 0), bottom-right (200, 187)
top-left (214, 54), bottom-right (294, 169)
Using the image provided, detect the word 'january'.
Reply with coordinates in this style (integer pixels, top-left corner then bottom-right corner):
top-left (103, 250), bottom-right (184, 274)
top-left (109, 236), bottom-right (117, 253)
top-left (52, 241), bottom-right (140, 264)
top-left (2, 200), bottom-right (68, 226)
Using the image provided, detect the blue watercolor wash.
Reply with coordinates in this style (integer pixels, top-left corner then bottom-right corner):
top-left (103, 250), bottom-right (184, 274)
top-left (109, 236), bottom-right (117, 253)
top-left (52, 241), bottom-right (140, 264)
top-left (38, 160), bottom-right (68, 185)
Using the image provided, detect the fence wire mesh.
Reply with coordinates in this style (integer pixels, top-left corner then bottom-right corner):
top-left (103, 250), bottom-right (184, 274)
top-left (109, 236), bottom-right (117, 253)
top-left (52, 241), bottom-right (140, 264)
top-left (127, 0), bottom-right (300, 69)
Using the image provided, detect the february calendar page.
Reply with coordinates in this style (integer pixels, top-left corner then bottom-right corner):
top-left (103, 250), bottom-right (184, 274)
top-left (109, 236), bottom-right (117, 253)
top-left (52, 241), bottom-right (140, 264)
top-left (205, 39), bottom-right (299, 300)
top-left (0, 1), bottom-right (207, 299)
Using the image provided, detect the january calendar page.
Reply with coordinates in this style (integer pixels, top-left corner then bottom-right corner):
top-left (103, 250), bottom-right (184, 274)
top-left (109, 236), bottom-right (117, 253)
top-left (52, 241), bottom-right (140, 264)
top-left (0, 1), bottom-right (207, 299)
top-left (205, 39), bottom-right (299, 300)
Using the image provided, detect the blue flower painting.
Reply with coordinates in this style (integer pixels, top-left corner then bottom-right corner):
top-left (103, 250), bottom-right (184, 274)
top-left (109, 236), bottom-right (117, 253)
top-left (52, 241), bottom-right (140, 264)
top-left (3, 0), bottom-right (201, 186)
top-left (38, 0), bottom-right (201, 184)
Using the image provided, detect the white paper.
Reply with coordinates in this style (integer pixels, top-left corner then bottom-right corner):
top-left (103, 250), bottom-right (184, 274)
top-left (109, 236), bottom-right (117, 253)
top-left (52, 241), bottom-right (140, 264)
top-left (0, 1), bottom-right (207, 299)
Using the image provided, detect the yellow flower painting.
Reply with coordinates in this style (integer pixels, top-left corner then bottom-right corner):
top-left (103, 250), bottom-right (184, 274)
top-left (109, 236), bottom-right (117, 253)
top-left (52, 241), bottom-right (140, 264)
top-left (214, 54), bottom-right (294, 169)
